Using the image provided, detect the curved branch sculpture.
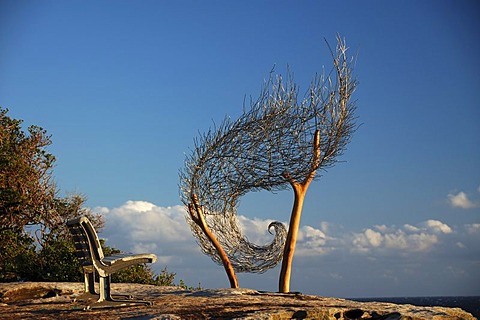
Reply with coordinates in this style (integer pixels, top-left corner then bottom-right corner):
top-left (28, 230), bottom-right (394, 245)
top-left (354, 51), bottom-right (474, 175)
top-left (180, 35), bottom-right (357, 290)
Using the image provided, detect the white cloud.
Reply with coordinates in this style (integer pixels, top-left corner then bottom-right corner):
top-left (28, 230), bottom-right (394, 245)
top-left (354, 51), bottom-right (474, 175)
top-left (421, 219), bottom-right (453, 234)
top-left (403, 224), bottom-right (420, 233)
top-left (99, 201), bottom-right (191, 243)
top-left (122, 200), bottom-right (156, 212)
top-left (374, 224), bottom-right (390, 233)
top-left (383, 230), bottom-right (409, 250)
top-left (95, 201), bottom-right (199, 271)
top-left (95, 201), bottom-right (341, 270)
top-left (351, 220), bottom-right (453, 253)
top-left (447, 191), bottom-right (478, 209)
top-left (238, 215), bottom-right (334, 256)
top-left (296, 225), bottom-right (331, 256)
top-left (319, 221), bottom-right (331, 233)
top-left (465, 223), bottom-right (480, 234)
top-left (237, 215), bottom-right (280, 245)
top-left (93, 201), bottom-right (463, 263)
top-left (365, 228), bottom-right (383, 247)
top-left (91, 201), bottom-right (480, 296)
top-left (352, 228), bottom-right (383, 250)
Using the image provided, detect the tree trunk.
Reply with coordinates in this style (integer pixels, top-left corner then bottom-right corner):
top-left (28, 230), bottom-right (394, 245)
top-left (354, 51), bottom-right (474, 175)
top-left (189, 195), bottom-right (239, 288)
top-left (278, 184), bottom-right (308, 293)
top-left (278, 130), bottom-right (320, 293)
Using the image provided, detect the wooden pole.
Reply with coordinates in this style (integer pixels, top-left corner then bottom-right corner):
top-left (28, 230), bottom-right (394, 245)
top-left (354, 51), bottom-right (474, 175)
top-left (189, 194), bottom-right (239, 288)
top-left (279, 130), bottom-right (321, 293)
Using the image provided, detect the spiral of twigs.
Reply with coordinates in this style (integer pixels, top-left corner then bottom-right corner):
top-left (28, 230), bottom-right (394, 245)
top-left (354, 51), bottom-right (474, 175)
top-left (179, 35), bottom-right (357, 273)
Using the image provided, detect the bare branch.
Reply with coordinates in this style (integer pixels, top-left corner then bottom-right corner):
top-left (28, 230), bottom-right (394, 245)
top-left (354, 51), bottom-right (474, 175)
top-left (179, 36), bottom-right (357, 276)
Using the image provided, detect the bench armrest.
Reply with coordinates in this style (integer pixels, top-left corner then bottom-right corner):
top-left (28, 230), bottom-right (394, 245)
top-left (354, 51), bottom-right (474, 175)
top-left (102, 253), bottom-right (157, 266)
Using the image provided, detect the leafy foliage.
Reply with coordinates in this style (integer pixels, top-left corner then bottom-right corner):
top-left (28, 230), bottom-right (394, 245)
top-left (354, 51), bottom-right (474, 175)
top-left (0, 108), bottom-right (57, 231)
top-left (0, 229), bottom-right (37, 282)
top-left (0, 228), bottom-right (182, 286)
top-left (0, 108), bottom-right (196, 289)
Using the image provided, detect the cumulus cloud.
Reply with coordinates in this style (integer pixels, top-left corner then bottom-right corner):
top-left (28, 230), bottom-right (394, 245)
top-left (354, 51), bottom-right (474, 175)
top-left (447, 191), bottom-right (479, 209)
top-left (403, 224), bottom-right (420, 233)
top-left (351, 220), bottom-right (454, 254)
top-left (420, 219), bottom-right (453, 234)
top-left (95, 201), bottom-right (198, 270)
top-left (352, 228), bottom-right (383, 251)
top-left (296, 225), bottom-right (331, 256)
top-left (90, 200), bottom-right (480, 295)
top-left (94, 201), bottom-right (469, 264)
top-left (95, 201), bottom-right (340, 270)
top-left (238, 215), bottom-right (334, 256)
top-left (237, 215), bottom-right (280, 245)
top-left (100, 200), bottom-right (192, 243)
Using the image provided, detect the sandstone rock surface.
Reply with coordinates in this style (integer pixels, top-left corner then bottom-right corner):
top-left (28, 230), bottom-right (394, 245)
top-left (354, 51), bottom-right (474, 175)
top-left (0, 282), bottom-right (476, 319)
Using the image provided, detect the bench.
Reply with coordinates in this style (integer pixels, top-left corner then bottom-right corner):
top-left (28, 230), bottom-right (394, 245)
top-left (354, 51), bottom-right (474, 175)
top-left (67, 216), bottom-right (157, 309)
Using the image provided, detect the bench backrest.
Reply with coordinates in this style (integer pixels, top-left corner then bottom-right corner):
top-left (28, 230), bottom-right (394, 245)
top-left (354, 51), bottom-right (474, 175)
top-left (67, 216), bottom-right (105, 266)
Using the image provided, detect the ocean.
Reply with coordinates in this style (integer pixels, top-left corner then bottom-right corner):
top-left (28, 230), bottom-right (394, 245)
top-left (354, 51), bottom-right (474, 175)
top-left (351, 296), bottom-right (480, 319)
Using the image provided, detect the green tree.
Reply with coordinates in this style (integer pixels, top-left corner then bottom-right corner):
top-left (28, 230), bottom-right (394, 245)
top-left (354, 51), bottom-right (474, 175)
top-left (0, 108), bottom-right (194, 288)
top-left (0, 229), bottom-right (37, 281)
top-left (0, 108), bottom-right (57, 232)
top-left (0, 108), bottom-right (103, 281)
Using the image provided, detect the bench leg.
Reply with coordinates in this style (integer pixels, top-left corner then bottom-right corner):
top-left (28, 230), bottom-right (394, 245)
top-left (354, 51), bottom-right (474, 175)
top-left (75, 271), bottom-right (134, 302)
top-left (83, 275), bottom-right (152, 310)
top-left (73, 270), bottom-right (98, 302)
top-left (85, 270), bottom-right (96, 294)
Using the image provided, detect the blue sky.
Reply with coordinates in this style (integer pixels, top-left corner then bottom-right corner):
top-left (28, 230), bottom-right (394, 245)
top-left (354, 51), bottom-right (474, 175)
top-left (1, 1), bottom-right (479, 297)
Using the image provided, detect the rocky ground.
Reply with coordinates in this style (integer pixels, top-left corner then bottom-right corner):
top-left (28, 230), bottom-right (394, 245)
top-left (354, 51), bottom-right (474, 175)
top-left (0, 282), bottom-right (476, 319)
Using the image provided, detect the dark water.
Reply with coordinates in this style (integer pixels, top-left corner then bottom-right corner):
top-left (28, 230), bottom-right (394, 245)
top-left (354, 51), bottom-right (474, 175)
top-left (351, 296), bottom-right (480, 319)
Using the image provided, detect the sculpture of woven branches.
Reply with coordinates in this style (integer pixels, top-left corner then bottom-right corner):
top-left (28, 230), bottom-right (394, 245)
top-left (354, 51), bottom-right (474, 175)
top-left (179, 35), bottom-right (357, 274)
